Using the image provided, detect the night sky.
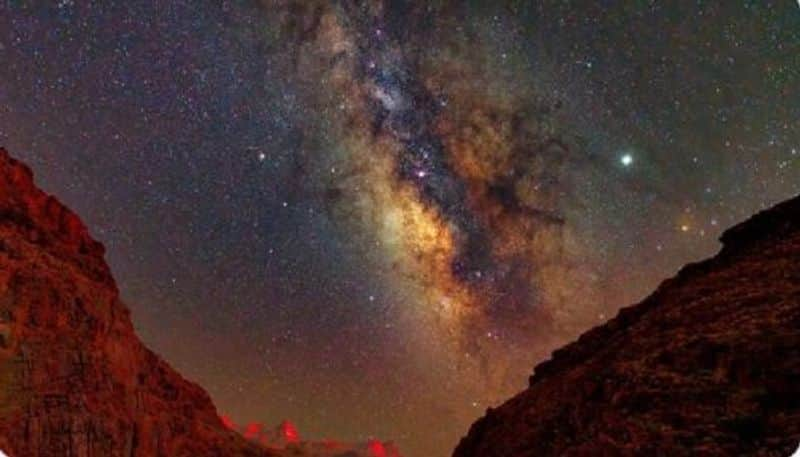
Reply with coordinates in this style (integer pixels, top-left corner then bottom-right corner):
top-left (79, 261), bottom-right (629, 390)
top-left (1, 2), bottom-right (799, 456)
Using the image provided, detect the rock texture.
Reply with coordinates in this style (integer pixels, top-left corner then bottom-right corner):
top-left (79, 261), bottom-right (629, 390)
top-left (0, 149), bottom-right (276, 456)
top-left (454, 195), bottom-right (800, 456)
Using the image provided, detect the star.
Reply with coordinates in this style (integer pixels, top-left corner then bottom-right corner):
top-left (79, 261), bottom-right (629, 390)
top-left (3, 2), bottom-right (798, 456)
top-left (620, 153), bottom-right (634, 167)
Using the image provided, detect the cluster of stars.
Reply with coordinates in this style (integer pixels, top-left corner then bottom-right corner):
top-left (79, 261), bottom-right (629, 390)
top-left (1, 2), bottom-right (798, 457)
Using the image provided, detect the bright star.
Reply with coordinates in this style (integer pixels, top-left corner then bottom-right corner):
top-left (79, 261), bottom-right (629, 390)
top-left (620, 153), bottom-right (633, 167)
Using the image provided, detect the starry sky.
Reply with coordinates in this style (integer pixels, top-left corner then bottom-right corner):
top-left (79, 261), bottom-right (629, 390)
top-left (1, 1), bottom-right (799, 456)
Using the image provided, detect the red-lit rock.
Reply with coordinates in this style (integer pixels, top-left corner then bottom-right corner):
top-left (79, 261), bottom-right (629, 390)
top-left (0, 149), bottom-right (276, 456)
top-left (367, 439), bottom-right (386, 457)
top-left (228, 418), bottom-right (403, 457)
top-left (244, 422), bottom-right (265, 440)
top-left (454, 195), bottom-right (800, 456)
top-left (278, 420), bottom-right (300, 444)
top-left (220, 414), bottom-right (238, 431)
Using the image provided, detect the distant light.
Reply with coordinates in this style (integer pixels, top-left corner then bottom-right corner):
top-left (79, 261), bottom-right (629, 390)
top-left (620, 153), bottom-right (634, 167)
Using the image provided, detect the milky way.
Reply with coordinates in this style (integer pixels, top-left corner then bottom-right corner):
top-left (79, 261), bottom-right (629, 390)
top-left (1, 2), bottom-right (799, 456)
top-left (269, 1), bottom-right (607, 403)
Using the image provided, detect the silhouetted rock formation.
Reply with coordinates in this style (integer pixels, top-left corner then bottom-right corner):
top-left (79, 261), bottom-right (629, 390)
top-left (0, 149), bottom-right (275, 456)
top-left (454, 196), bottom-right (800, 456)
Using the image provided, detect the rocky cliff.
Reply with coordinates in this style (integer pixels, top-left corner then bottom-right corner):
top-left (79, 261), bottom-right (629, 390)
top-left (0, 148), bottom-right (276, 456)
top-left (454, 196), bottom-right (800, 456)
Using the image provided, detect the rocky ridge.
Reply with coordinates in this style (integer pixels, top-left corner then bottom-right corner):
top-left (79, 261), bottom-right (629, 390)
top-left (454, 195), bottom-right (800, 456)
top-left (0, 148), bottom-right (276, 456)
